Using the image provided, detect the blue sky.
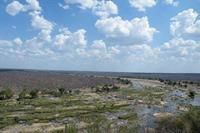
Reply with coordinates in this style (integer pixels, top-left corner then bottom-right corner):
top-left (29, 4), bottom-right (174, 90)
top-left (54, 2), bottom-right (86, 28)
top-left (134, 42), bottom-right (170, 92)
top-left (0, 0), bottom-right (200, 73)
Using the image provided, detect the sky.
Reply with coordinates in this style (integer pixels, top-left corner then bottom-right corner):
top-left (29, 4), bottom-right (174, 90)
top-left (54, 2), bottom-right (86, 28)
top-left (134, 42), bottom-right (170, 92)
top-left (0, 0), bottom-right (200, 73)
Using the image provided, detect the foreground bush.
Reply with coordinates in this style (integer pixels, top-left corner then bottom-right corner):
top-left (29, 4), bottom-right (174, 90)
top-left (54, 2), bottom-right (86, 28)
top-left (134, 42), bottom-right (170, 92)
top-left (18, 89), bottom-right (38, 100)
top-left (156, 107), bottom-right (200, 133)
top-left (0, 88), bottom-right (13, 100)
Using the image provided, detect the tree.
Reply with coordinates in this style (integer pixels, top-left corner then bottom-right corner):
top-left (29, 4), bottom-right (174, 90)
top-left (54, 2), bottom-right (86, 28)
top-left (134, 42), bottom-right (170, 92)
top-left (58, 88), bottom-right (65, 95)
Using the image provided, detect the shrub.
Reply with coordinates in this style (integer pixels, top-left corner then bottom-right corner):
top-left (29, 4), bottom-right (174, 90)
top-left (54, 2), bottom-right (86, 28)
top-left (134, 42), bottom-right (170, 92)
top-left (117, 78), bottom-right (132, 85)
top-left (188, 90), bottom-right (195, 99)
top-left (156, 107), bottom-right (200, 133)
top-left (30, 90), bottom-right (38, 99)
top-left (0, 88), bottom-right (13, 100)
top-left (58, 88), bottom-right (65, 95)
top-left (95, 85), bottom-right (119, 93)
top-left (159, 79), bottom-right (164, 82)
top-left (18, 89), bottom-right (31, 100)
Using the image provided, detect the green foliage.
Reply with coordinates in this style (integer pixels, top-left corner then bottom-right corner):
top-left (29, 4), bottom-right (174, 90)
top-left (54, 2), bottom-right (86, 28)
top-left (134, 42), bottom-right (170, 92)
top-left (156, 107), bottom-right (200, 133)
top-left (0, 88), bottom-right (13, 100)
top-left (118, 126), bottom-right (137, 133)
top-left (117, 78), bottom-right (132, 85)
top-left (30, 90), bottom-right (38, 99)
top-left (95, 84), bottom-right (119, 93)
top-left (18, 89), bottom-right (31, 100)
top-left (164, 80), bottom-right (176, 86)
top-left (65, 124), bottom-right (78, 133)
top-left (118, 113), bottom-right (137, 121)
top-left (188, 90), bottom-right (195, 99)
top-left (58, 88), bottom-right (65, 95)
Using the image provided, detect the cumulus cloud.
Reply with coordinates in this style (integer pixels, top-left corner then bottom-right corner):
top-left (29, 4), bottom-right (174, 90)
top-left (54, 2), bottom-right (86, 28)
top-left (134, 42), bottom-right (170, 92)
top-left (26, 0), bottom-right (41, 11)
top-left (128, 0), bottom-right (157, 12)
top-left (6, 0), bottom-right (41, 16)
top-left (95, 16), bottom-right (157, 45)
top-left (76, 40), bottom-right (120, 59)
top-left (13, 38), bottom-right (23, 45)
top-left (60, 0), bottom-right (118, 18)
top-left (158, 38), bottom-right (200, 59)
top-left (7, 0), bottom-right (54, 43)
top-left (0, 40), bottom-right (14, 47)
top-left (164, 0), bottom-right (179, 7)
top-left (63, 0), bottom-right (96, 9)
top-left (29, 12), bottom-right (54, 41)
top-left (170, 9), bottom-right (200, 39)
top-left (91, 40), bottom-right (106, 50)
top-left (6, 1), bottom-right (25, 16)
top-left (92, 0), bottom-right (118, 18)
top-left (54, 28), bottom-right (87, 48)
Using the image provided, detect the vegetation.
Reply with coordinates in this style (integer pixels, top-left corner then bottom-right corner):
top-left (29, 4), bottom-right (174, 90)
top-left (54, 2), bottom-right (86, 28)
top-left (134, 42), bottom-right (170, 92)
top-left (65, 124), bottom-right (78, 133)
top-left (95, 84), bottom-right (119, 93)
top-left (30, 90), bottom-right (39, 99)
top-left (156, 107), bottom-right (200, 133)
top-left (117, 78), bottom-right (132, 85)
top-left (0, 88), bottom-right (13, 100)
top-left (0, 71), bottom-right (199, 132)
top-left (188, 90), bottom-right (195, 99)
top-left (18, 89), bottom-right (39, 100)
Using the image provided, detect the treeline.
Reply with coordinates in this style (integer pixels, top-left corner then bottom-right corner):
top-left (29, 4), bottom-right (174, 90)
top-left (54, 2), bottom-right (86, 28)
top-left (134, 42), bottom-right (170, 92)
top-left (95, 84), bottom-right (119, 93)
top-left (159, 79), bottom-right (200, 87)
top-left (116, 77), bottom-right (132, 85)
top-left (0, 87), bottom-right (80, 101)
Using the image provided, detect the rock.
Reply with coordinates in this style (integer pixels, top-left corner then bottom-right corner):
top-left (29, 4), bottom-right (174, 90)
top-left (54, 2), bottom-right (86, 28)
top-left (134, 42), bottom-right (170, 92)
top-left (153, 112), bottom-right (173, 119)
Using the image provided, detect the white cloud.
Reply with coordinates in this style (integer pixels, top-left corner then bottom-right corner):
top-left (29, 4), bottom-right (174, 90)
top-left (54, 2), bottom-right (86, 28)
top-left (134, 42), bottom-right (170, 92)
top-left (95, 16), bottom-right (157, 45)
top-left (125, 44), bottom-right (156, 61)
top-left (60, 0), bottom-right (118, 18)
top-left (30, 12), bottom-right (53, 31)
top-left (91, 40), bottom-right (106, 50)
top-left (6, 0), bottom-right (41, 16)
top-left (25, 0), bottom-right (41, 11)
top-left (58, 3), bottom-right (69, 10)
top-left (164, 0), bottom-right (179, 7)
top-left (6, 1), bottom-right (25, 16)
top-left (0, 40), bottom-right (13, 47)
top-left (54, 28), bottom-right (87, 48)
top-left (13, 38), bottom-right (23, 45)
top-left (128, 0), bottom-right (157, 12)
top-left (28, 10), bottom-right (54, 42)
top-left (92, 0), bottom-right (118, 18)
top-left (63, 0), bottom-right (96, 9)
top-left (77, 40), bottom-right (120, 59)
top-left (170, 9), bottom-right (200, 39)
top-left (158, 38), bottom-right (200, 59)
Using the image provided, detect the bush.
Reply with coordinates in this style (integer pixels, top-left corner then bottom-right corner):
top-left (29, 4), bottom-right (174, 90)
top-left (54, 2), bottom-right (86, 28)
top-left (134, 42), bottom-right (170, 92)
top-left (117, 78), bottom-right (132, 85)
top-left (159, 79), bottom-right (164, 82)
top-left (30, 90), bottom-right (38, 99)
top-left (58, 88), bottom-right (65, 95)
top-left (188, 90), bottom-right (195, 99)
top-left (95, 85), bottom-right (119, 93)
top-left (0, 88), bottom-right (13, 100)
top-left (18, 89), bottom-right (31, 100)
top-left (156, 107), bottom-right (200, 133)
